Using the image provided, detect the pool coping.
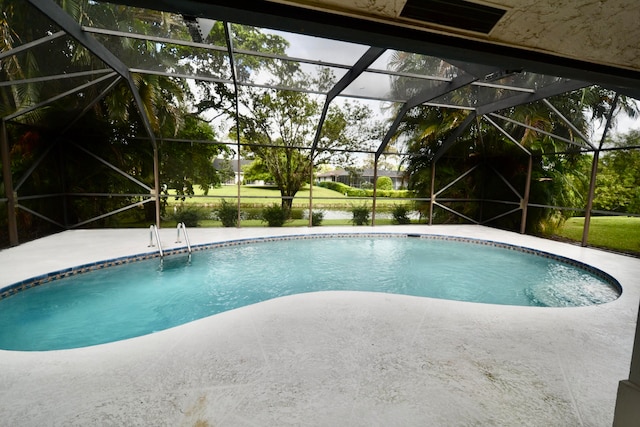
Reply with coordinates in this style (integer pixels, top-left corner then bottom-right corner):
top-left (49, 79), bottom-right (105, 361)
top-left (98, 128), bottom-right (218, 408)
top-left (0, 231), bottom-right (622, 300)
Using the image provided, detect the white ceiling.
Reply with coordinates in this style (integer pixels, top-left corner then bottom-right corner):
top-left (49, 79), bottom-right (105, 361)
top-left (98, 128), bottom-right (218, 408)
top-left (268, 0), bottom-right (640, 73)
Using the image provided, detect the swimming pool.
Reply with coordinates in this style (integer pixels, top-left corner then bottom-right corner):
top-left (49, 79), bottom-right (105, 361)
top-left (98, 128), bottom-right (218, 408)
top-left (0, 234), bottom-right (621, 351)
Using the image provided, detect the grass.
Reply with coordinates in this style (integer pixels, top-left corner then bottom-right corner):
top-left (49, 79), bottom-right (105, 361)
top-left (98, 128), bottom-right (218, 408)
top-left (555, 216), bottom-right (640, 255)
top-left (121, 191), bottom-right (640, 256)
top-left (115, 182), bottom-right (422, 229)
top-left (167, 185), bottom-right (410, 209)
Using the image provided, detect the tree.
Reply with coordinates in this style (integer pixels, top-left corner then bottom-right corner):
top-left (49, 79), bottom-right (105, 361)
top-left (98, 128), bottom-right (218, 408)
top-left (161, 115), bottom-right (226, 199)
top-left (344, 166), bottom-right (364, 188)
top-left (376, 176), bottom-right (393, 190)
top-left (238, 82), bottom-right (382, 212)
top-left (594, 130), bottom-right (640, 213)
top-left (388, 51), bottom-right (634, 231)
top-left (238, 89), bottom-right (316, 211)
top-left (192, 23), bottom-right (291, 120)
top-left (0, 1), bottom-right (228, 230)
top-left (214, 157), bottom-right (236, 184)
top-left (242, 158), bottom-right (274, 184)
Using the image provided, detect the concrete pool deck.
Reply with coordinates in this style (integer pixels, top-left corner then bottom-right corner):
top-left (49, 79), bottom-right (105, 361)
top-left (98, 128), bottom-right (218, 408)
top-left (0, 225), bottom-right (638, 426)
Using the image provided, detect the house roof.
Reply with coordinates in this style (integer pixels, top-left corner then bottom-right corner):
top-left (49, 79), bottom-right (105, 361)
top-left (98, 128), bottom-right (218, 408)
top-left (212, 159), bottom-right (253, 174)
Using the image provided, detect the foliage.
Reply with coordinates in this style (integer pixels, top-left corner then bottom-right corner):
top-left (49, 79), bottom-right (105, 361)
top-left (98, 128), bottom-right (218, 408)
top-left (316, 181), bottom-right (413, 198)
top-left (317, 181), bottom-right (351, 194)
top-left (390, 52), bottom-right (637, 231)
top-left (343, 166), bottom-right (364, 187)
top-left (242, 158), bottom-right (274, 184)
top-left (290, 208), bottom-right (304, 220)
top-left (238, 208), bottom-right (262, 221)
top-left (594, 130), bottom-right (640, 214)
top-left (192, 23), bottom-right (291, 118)
top-left (346, 188), bottom-right (368, 197)
top-left (4, 0), bottom-right (640, 247)
top-left (387, 50), bottom-right (640, 231)
top-left (375, 189), bottom-right (414, 198)
top-left (361, 181), bottom-right (374, 190)
top-left (0, 0), bottom-right (229, 238)
top-left (163, 185), bottom-right (408, 210)
top-left (261, 203), bottom-right (288, 227)
top-left (161, 115), bottom-right (226, 201)
top-left (214, 199), bottom-right (239, 227)
top-left (236, 67), bottom-right (382, 211)
top-left (350, 204), bottom-right (370, 226)
top-left (391, 204), bottom-right (412, 224)
top-left (172, 205), bottom-right (206, 227)
top-left (376, 176), bottom-right (393, 190)
top-left (213, 157), bottom-right (236, 184)
top-left (310, 210), bottom-right (324, 226)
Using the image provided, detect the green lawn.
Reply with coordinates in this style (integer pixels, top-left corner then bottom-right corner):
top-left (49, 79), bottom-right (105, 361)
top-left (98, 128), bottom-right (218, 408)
top-left (556, 216), bottom-right (640, 255)
top-left (116, 184), bottom-right (420, 228)
top-left (167, 184), bottom-right (411, 208)
top-left (137, 188), bottom-right (640, 256)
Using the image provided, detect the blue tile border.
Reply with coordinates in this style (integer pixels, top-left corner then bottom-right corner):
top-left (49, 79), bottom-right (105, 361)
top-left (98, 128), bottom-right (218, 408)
top-left (0, 232), bottom-right (622, 300)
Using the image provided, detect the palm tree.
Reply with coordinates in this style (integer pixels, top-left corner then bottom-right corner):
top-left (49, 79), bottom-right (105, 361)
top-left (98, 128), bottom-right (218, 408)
top-left (386, 51), bottom-right (630, 231)
top-left (0, 0), bottom-right (225, 232)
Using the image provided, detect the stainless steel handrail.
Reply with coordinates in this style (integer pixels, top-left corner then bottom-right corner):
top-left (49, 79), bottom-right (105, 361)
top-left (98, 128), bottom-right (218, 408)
top-left (148, 224), bottom-right (164, 257)
top-left (176, 222), bottom-right (192, 254)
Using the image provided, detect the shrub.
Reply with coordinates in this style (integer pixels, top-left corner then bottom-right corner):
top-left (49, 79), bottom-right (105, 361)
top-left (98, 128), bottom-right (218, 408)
top-left (290, 208), bottom-right (304, 220)
top-left (173, 205), bottom-right (206, 227)
top-left (392, 204), bottom-right (412, 224)
top-left (311, 210), bottom-right (324, 226)
top-left (261, 204), bottom-right (288, 227)
top-left (215, 199), bottom-right (238, 227)
top-left (317, 181), bottom-right (351, 194)
top-left (318, 181), bottom-right (415, 199)
top-left (346, 187), bottom-right (368, 197)
top-left (376, 176), bottom-right (393, 190)
top-left (350, 204), bottom-right (370, 226)
top-left (240, 208), bottom-right (263, 220)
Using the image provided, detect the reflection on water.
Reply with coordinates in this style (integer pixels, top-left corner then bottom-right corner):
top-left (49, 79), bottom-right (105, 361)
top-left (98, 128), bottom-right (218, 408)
top-left (303, 209), bottom-right (421, 220)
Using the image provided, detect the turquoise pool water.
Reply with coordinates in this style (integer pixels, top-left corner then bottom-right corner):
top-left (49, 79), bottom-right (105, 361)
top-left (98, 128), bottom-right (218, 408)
top-left (0, 235), bottom-right (620, 351)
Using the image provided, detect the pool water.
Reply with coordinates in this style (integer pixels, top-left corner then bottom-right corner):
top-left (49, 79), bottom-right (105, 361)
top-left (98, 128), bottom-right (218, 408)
top-left (0, 236), bottom-right (620, 351)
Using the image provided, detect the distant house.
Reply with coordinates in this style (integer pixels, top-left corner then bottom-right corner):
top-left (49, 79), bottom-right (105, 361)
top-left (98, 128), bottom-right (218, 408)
top-left (317, 168), bottom-right (405, 190)
top-left (212, 159), bottom-right (253, 185)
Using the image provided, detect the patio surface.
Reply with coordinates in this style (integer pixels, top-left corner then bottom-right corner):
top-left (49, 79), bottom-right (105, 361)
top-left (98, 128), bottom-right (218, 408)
top-left (0, 225), bottom-right (638, 426)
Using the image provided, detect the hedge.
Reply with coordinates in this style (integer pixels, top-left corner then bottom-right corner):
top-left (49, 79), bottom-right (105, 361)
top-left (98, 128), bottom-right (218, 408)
top-left (317, 181), bottom-right (413, 198)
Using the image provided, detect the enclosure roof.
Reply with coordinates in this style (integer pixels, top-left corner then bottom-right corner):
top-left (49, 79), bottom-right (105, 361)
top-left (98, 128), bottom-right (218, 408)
top-left (3, 0), bottom-right (639, 155)
top-left (111, 0), bottom-right (640, 96)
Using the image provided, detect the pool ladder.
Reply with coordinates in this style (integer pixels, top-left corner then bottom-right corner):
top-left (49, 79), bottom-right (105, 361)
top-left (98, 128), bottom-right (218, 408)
top-left (148, 224), bottom-right (164, 257)
top-left (175, 222), bottom-right (192, 255)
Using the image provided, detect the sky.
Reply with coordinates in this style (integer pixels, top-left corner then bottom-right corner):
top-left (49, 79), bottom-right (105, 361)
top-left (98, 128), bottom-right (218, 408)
top-left (592, 101), bottom-right (639, 143)
top-left (610, 109), bottom-right (639, 135)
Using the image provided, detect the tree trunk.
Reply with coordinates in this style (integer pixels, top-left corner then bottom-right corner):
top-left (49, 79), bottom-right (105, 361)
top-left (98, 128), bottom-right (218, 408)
top-left (281, 191), bottom-right (293, 216)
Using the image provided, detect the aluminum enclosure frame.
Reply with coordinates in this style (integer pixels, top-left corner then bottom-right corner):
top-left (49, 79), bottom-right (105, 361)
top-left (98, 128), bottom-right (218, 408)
top-left (0, 0), bottom-right (636, 246)
top-left (2, 2), bottom-right (640, 425)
